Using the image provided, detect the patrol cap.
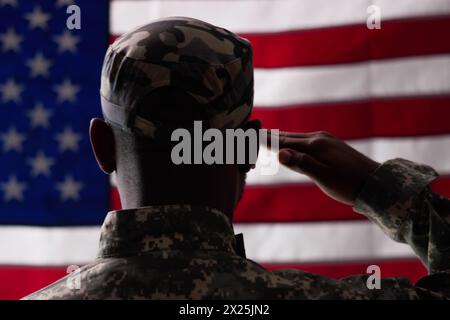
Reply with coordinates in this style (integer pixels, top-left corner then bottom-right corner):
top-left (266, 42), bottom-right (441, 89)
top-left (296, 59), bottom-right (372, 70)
top-left (100, 17), bottom-right (254, 140)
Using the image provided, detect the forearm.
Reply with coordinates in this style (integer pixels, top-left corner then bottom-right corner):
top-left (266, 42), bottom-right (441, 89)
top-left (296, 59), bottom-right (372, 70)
top-left (353, 158), bottom-right (450, 273)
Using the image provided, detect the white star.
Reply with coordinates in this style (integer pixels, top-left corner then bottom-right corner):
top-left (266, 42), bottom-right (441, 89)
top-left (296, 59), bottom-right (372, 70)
top-left (26, 103), bottom-right (53, 128)
top-left (28, 151), bottom-right (54, 177)
top-left (1, 175), bottom-right (27, 202)
top-left (26, 52), bottom-right (52, 78)
top-left (0, 78), bottom-right (23, 103)
top-left (56, 0), bottom-right (75, 7)
top-left (1, 127), bottom-right (26, 152)
top-left (53, 30), bottom-right (80, 53)
top-left (56, 175), bottom-right (83, 201)
top-left (25, 6), bottom-right (51, 30)
top-left (0, 28), bottom-right (23, 52)
top-left (55, 127), bottom-right (81, 152)
top-left (0, 0), bottom-right (18, 7)
top-left (54, 78), bottom-right (80, 103)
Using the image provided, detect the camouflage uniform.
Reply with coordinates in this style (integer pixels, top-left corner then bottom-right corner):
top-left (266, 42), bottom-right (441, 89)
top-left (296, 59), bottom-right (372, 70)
top-left (23, 158), bottom-right (450, 300)
top-left (23, 18), bottom-right (450, 299)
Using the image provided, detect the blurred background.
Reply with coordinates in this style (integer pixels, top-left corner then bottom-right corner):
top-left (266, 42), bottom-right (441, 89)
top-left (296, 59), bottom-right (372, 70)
top-left (0, 0), bottom-right (450, 300)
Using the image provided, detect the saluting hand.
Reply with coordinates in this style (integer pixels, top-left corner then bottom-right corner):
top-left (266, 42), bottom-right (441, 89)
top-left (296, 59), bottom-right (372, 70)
top-left (267, 131), bottom-right (380, 205)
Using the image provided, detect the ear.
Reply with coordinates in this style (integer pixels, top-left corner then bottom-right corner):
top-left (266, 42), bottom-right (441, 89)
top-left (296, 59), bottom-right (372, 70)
top-left (238, 118), bottom-right (262, 173)
top-left (89, 118), bottom-right (116, 174)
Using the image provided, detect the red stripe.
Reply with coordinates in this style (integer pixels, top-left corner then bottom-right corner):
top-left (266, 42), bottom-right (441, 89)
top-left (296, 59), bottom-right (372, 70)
top-left (0, 266), bottom-right (66, 300)
top-left (252, 95), bottom-right (450, 140)
top-left (111, 187), bottom-right (121, 211)
top-left (110, 16), bottom-right (450, 67)
top-left (432, 176), bottom-right (450, 198)
top-left (0, 259), bottom-right (426, 299)
top-left (236, 176), bottom-right (450, 223)
top-left (244, 16), bottom-right (450, 67)
top-left (111, 176), bottom-right (450, 223)
top-left (235, 183), bottom-right (361, 222)
top-left (111, 184), bottom-right (359, 222)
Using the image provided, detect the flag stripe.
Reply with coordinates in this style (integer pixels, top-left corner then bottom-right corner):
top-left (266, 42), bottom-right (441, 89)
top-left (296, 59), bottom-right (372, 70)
top-left (110, 177), bottom-right (450, 223)
top-left (252, 95), bottom-right (450, 140)
top-left (236, 176), bottom-right (450, 223)
top-left (110, 0), bottom-right (450, 34)
top-left (109, 15), bottom-right (450, 68)
top-left (0, 220), bottom-right (416, 266)
top-left (243, 16), bottom-right (450, 68)
top-left (248, 135), bottom-right (450, 186)
top-left (0, 258), bottom-right (427, 300)
top-left (235, 221), bottom-right (415, 263)
top-left (253, 55), bottom-right (450, 107)
top-left (0, 266), bottom-right (67, 301)
top-left (0, 226), bottom-right (99, 266)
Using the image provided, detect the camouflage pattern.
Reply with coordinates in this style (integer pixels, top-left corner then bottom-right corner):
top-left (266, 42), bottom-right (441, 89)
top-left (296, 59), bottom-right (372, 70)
top-left (23, 160), bottom-right (450, 299)
top-left (100, 17), bottom-right (254, 140)
top-left (354, 158), bottom-right (450, 274)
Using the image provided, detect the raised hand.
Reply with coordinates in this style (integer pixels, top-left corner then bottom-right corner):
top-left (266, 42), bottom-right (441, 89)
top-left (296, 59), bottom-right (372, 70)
top-left (267, 131), bottom-right (380, 205)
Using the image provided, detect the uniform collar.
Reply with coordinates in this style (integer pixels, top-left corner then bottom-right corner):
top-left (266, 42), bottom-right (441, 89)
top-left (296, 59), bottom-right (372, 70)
top-left (97, 205), bottom-right (244, 258)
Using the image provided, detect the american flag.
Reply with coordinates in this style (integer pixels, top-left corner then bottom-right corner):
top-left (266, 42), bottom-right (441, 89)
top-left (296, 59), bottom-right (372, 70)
top-left (1, 0), bottom-right (450, 300)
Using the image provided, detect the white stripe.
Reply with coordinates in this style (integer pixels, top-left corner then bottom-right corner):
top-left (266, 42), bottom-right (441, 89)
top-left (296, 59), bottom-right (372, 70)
top-left (0, 226), bottom-right (99, 266)
top-left (249, 134), bottom-right (450, 185)
top-left (234, 221), bottom-right (416, 263)
top-left (110, 134), bottom-right (450, 186)
top-left (0, 221), bottom-right (415, 265)
top-left (254, 55), bottom-right (450, 107)
top-left (111, 0), bottom-right (450, 34)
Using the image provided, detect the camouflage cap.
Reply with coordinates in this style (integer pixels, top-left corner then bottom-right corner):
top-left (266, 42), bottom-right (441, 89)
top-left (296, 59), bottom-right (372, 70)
top-left (100, 16), bottom-right (254, 140)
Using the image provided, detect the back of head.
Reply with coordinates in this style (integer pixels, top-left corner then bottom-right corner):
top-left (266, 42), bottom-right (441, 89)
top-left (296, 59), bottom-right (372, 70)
top-left (97, 17), bottom-right (256, 216)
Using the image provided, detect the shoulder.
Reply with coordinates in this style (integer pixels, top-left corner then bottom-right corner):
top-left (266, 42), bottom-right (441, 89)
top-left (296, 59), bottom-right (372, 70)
top-left (237, 262), bottom-right (369, 299)
top-left (22, 258), bottom-right (129, 300)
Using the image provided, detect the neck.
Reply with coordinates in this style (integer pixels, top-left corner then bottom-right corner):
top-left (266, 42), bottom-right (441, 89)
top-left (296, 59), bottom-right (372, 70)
top-left (117, 183), bottom-right (236, 220)
top-left (114, 164), bottom-right (242, 220)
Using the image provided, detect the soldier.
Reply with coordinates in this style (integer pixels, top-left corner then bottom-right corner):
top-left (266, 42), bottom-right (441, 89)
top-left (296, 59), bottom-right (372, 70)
top-left (24, 17), bottom-right (450, 300)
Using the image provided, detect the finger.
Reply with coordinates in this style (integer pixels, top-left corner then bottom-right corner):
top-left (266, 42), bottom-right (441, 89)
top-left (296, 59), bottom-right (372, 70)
top-left (263, 135), bottom-right (311, 153)
top-left (277, 131), bottom-right (333, 138)
top-left (265, 131), bottom-right (331, 151)
top-left (278, 148), bottom-right (327, 180)
top-left (277, 136), bottom-right (311, 153)
top-left (266, 130), bottom-right (310, 140)
top-left (263, 130), bottom-right (305, 145)
top-left (279, 131), bottom-right (313, 138)
top-left (260, 134), bottom-right (308, 152)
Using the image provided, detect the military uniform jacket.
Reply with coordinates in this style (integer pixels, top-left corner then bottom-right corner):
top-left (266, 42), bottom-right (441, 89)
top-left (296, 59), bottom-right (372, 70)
top-left (24, 159), bottom-right (450, 299)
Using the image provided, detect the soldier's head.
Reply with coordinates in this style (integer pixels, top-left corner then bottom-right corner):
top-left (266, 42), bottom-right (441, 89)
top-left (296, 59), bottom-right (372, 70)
top-left (89, 17), bottom-right (260, 219)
